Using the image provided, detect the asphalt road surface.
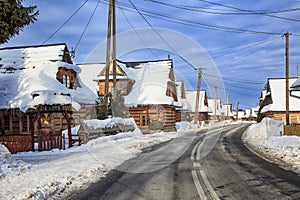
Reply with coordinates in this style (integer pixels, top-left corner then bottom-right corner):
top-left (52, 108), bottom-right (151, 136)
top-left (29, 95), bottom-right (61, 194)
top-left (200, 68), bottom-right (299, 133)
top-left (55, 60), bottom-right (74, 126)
top-left (71, 124), bottom-right (300, 200)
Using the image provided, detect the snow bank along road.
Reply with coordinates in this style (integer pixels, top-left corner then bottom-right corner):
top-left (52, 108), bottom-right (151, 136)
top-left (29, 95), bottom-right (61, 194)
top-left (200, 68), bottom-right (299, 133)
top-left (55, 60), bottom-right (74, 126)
top-left (71, 124), bottom-right (300, 200)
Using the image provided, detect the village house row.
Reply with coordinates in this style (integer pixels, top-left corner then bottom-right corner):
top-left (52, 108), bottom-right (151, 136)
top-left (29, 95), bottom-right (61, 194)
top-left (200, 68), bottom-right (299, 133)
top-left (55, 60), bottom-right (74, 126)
top-left (2, 43), bottom-right (299, 152)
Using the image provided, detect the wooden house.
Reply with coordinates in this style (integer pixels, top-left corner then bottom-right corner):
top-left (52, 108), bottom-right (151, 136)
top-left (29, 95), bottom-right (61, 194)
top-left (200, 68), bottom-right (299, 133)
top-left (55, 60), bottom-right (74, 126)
top-left (82, 59), bottom-right (179, 133)
top-left (175, 81), bottom-right (192, 122)
top-left (248, 107), bottom-right (259, 121)
top-left (260, 77), bottom-right (300, 124)
top-left (290, 77), bottom-right (300, 98)
top-left (185, 90), bottom-right (209, 124)
top-left (208, 98), bottom-right (222, 121)
top-left (222, 104), bottom-right (234, 120)
top-left (93, 61), bottom-right (134, 96)
top-left (0, 43), bottom-right (97, 153)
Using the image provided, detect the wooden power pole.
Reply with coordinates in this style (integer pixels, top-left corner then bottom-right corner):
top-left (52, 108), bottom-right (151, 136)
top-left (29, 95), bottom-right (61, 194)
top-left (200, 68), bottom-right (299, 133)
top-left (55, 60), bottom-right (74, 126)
top-left (194, 68), bottom-right (204, 124)
top-left (112, 0), bottom-right (117, 95)
top-left (284, 32), bottom-right (290, 125)
top-left (104, 0), bottom-right (117, 96)
top-left (236, 101), bottom-right (239, 121)
top-left (104, 0), bottom-right (113, 95)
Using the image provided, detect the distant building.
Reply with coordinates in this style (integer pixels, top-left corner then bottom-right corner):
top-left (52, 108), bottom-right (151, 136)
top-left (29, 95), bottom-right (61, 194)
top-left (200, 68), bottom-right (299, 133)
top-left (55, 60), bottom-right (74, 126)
top-left (185, 90), bottom-right (209, 123)
top-left (222, 104), bottom-right (234, 120)
top-left (208, 98), bottom-right (222, 121)
top-left (175, 81), bottom-right (192, 122)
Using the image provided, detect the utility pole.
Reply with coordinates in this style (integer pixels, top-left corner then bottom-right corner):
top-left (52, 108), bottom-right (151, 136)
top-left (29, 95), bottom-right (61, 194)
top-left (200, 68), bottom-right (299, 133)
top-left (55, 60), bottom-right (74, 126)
top-left (226, 94), bottom-right (229, 120)
top-left (104, 0), bottom-right (113, 95)
top-left (236, 101), bottom-right (239, 121)
top-left (284, 32), bottom-right (290, 125)
top-left (103, 0), bottom-right (117, 114)
top-left (112, 0), bottom-right (117, 95)
top-left (194, 68), bottom-right (205, 124)
top-left (214, 86), bottom-right (217, 120)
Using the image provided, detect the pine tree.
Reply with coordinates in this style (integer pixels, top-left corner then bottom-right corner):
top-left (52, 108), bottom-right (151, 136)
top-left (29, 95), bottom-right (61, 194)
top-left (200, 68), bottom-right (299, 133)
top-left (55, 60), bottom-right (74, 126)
top-left (96, 93), bottom-right (112, 120)
top-left (0, 0), bottom-right (38, 44)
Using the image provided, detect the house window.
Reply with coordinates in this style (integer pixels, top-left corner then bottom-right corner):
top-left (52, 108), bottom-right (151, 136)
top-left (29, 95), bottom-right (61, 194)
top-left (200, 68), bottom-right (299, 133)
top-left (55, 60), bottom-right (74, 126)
top-left (120, 82), bottom-right (126, 89)
top-left (4, 116), bottom-right (10, 131)
top-left (22, 115), bottom-right (29, 133)
top-left (297, 116), bottom-right (300, 124)
top-left (63, 74), bottom-right (70, 88)
top-left (141, 115), bottom-right (148, 126)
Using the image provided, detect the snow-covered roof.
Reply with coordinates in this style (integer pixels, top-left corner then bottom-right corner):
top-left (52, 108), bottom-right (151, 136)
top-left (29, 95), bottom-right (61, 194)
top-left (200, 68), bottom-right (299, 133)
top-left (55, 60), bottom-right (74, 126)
top-left (261, 78), bottom-right (300, 113)
top-left (291, 77), bottom-right (300, 90)
top-left (260, 89), bottom-right (267, 100)
top-left (249, 107), bottom-right (258, 118)
top-left (175, 81), bottom-right (191, 111)
top-left (78, 63), bottom-right (105, 95)
top-left (80, 59), bottom-right (178, 107)
top-left (185, 90), bottom-right (209, 112)
top-left (0, 44), bottom-right (96, 112)
top-left (234, 111), bottom-right (246, 119)
top-left (208, 98), bottom-right (222, 116)
top-left (124, 60), bottom-right (177, 106)
top-left (222, 104), bottom-right (234, 117)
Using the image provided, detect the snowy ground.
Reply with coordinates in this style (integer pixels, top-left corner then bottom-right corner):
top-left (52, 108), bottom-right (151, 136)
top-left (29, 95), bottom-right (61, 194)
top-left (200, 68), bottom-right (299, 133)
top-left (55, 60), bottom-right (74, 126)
top-left (243, 117), bottom-right (300, 174)
top-left (1, 118), bottom-right (299, 200)
top-left (0, 119), bottom-right (201, 200)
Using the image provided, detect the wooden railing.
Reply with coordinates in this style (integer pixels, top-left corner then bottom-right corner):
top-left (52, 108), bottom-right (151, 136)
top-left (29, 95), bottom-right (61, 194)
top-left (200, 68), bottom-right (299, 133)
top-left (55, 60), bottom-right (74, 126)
top-left (0, 135), bottom-right (33, 154)
top-left (284, 125), bottom-right (300, 136)
top-left (38, 131), bottom-right (62, 151)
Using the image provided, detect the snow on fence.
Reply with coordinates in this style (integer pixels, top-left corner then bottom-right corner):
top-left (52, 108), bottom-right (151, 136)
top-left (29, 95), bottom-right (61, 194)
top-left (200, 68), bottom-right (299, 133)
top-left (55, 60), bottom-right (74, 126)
top-left (284, 125), bottom-right (300, 136)
top-left (78, 118), bottom-right (136, 144)
top-left (0, 135), bottom-right (32, 154)
top-left (38, 131), bottom-right (63, 151)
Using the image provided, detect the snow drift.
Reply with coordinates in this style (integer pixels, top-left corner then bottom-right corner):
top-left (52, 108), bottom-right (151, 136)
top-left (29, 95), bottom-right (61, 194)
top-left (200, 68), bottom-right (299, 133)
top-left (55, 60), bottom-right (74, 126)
top-left (243, 117), bottom-right (284, 141)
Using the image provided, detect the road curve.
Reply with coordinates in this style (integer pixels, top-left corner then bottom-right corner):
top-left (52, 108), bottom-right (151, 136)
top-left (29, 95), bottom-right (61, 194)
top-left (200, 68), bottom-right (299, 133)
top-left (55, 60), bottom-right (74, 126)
top-left (70, 124), bottom-right (300, 200)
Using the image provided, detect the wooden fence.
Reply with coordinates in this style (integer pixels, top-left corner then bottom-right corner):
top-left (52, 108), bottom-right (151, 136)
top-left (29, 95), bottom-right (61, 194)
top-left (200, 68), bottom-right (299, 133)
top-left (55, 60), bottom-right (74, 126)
top-left (38, 131), bottom-right (62, 151)
top-left (284, 125), bottom-right (300, 136)
top-left (0, 135), bottom-right (33, 154)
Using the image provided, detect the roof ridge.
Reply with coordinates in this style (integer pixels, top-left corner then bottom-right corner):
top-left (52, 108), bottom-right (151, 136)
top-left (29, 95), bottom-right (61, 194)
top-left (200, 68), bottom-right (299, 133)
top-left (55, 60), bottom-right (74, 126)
top-left (0, 43), bottom-right (67, 51)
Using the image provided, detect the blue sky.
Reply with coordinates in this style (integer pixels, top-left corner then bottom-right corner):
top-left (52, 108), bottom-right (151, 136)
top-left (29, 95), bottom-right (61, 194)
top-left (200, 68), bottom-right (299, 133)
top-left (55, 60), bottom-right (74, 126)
top-left (2, 0), bottom-right (300, 109)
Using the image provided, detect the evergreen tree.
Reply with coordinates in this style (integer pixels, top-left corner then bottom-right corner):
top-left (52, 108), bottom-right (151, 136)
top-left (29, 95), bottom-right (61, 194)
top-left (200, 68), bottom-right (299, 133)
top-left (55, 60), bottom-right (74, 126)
top-left (0, 0), bottom-right (38, 44)
top-left (96, 93), bottom-right (112, 120)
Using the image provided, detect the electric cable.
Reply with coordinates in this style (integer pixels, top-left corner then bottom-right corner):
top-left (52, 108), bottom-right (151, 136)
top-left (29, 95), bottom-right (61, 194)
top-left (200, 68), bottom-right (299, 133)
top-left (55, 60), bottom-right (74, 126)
top-left (197, 0), bottom-right (300, 23)
top-left (42, 0), bottom-right (89, 44)
top-left (74, 0), bottom-right (101, 51)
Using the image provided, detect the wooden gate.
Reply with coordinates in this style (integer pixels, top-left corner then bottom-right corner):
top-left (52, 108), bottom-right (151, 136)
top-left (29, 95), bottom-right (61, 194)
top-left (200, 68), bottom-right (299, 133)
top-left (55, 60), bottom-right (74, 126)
top-left (38, 131), bottom-right (62, 151)
top-left (0, 135), bottom-right (33, 154)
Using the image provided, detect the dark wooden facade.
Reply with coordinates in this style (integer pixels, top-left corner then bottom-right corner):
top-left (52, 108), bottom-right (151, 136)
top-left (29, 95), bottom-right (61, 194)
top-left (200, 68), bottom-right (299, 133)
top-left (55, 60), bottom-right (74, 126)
top-left (263, 111), bottom-right (300, 124)
top-left (128, 105), bottom-right (177, 133)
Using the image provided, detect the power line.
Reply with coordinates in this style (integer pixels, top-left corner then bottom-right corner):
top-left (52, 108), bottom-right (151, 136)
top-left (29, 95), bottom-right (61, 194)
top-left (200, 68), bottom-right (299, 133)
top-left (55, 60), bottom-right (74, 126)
top-left (118, 5), bottom-right (160, 59)
top-left (202, 73), bottom-right (265, 84)
top-left (74, 0), bottom-right (101, 51)
top-left (127, 0), bottom-right (197, 70)
top-left (42, 0), bottom-right (89, 44)
top-left (101, 0), bottom-right (282, 35)
top-left (198, 0), bottom-right (300, 23)
top-left (218, 36), bottom-right (280, 67)
top-left (145, 0), bottom-right (300, 15)
top-left (211, 36), bottom-right (281, 60)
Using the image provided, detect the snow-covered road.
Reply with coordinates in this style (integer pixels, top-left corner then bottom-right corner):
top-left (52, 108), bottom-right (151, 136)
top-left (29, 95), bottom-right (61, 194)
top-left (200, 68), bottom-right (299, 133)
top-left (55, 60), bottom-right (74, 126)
top-left (0, 119), bottom-right (300, 199)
